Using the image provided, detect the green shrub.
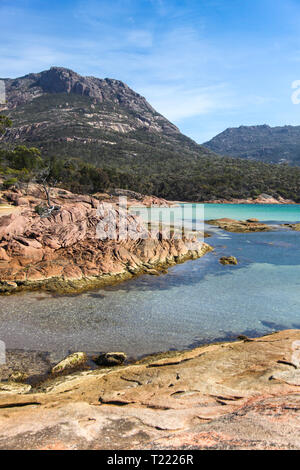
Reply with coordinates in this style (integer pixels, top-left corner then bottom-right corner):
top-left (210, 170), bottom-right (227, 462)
top-left (3, 177), bottom-right (18, 188)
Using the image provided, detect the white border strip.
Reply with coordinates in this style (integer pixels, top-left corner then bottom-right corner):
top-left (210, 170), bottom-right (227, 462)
top-left (0, 80), bottom-right (5, 105)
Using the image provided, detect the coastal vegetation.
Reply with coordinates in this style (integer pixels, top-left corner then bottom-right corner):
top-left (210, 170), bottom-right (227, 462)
top-left (1, 121), bottom-right (300, 203)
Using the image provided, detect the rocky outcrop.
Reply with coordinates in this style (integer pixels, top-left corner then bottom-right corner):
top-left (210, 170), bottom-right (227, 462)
top-left (0, 330), bottom-right (300, 449)
top-left (205, 194), bottom-right (296, 204)
top-left (98, 189), bottom-right (177, 207)
top-left (281, 223), bottom-right (300, 231)
top-left (1, 67), bottom-right (179, 135)
top-left (0, 382), bottom-right (31, 395)
top-left (0, 186), bottom-right (211, 294)
top-left (207, 217), bottom-right (272, 233)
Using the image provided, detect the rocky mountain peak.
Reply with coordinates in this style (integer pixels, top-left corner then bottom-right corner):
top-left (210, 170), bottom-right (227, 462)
top-left (2, 67), bottom-right (159, 118)
top-left (36, 66), bottom-right (84, 94)
top-left (0, 66), bottom-right (183, 155)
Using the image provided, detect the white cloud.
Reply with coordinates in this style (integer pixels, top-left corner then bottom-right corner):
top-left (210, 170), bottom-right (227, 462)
top-left (138, 83), bottom-right (235, 121)
top-left (126, 30), bottom-right (153, 48)
top-left (1, 0), bottom-right (292, 144)
top-left (0, 41), bottom-right (72, 77)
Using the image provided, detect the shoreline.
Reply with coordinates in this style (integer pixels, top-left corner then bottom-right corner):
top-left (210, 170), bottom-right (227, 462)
top-left (177, 200), bottom-right (299, 205)
top-left (1, 186), bottom-right (299, 297)
top-left (1, 329), bottom-right (300, 450)
top-left (0, 325), bottom-right (285, 388)
top-left (202, 200), bottom-right (299, 205)
top-left (0, 185), bottom-right (213, 296)
top-left (0, 243), bottom-right (212, 296)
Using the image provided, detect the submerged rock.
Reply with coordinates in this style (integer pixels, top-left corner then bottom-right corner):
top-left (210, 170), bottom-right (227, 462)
top-left (219, 256), bottom-right (238, 265)
top-left (95, 352), bottom-right (127, 367)
top-left (51, 352), bottom-right (87, 375)
top-left (281, 223), bottom-right (300, 231)
top-left (207, 218), bottom-right (271, 233)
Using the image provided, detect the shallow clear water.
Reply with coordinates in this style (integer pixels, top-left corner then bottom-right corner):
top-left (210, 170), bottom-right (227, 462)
top-left (0, 204), bottom-right (300, 358)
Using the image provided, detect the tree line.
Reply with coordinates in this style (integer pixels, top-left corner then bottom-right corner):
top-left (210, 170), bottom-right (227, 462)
top-left (1, 114), bottom-right (300, 202)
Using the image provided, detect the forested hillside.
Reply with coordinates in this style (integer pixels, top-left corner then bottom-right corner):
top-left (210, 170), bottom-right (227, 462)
top-left (204, 124), bottom-right (300, 165)
top-left (1, 67), bottom-right (300, 202)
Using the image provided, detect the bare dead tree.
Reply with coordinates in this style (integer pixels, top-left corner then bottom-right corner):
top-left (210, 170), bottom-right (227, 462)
top-left (34, 167), bottom-right (61, 218)
top-left (41, 175), bottom-right (56, 208)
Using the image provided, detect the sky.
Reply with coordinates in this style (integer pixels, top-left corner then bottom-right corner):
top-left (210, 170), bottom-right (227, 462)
top-left (1, 0), bottom-right (300, 143)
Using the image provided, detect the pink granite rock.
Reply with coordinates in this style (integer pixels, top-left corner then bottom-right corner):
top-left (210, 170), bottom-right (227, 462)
top-left (0, 186), bottom-right (211, 292)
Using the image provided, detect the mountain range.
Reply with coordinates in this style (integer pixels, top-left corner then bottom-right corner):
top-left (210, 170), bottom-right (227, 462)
top-left (204, 124), bottom-right (300, 165)
top-left (1, 67), bottom-right (300, 202)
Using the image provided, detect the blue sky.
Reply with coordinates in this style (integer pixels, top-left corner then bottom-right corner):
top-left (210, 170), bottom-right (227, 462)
top-left (1, 0), bottom-right (300, 142)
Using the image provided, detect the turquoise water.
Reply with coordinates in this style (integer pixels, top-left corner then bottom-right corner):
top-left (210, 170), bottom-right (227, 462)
top-left (132, 203), bottom-right (300, 225)
top-left (0, 204), bottom-right (300, 358)
top-left (203, 203), bottom-right (300, 222)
